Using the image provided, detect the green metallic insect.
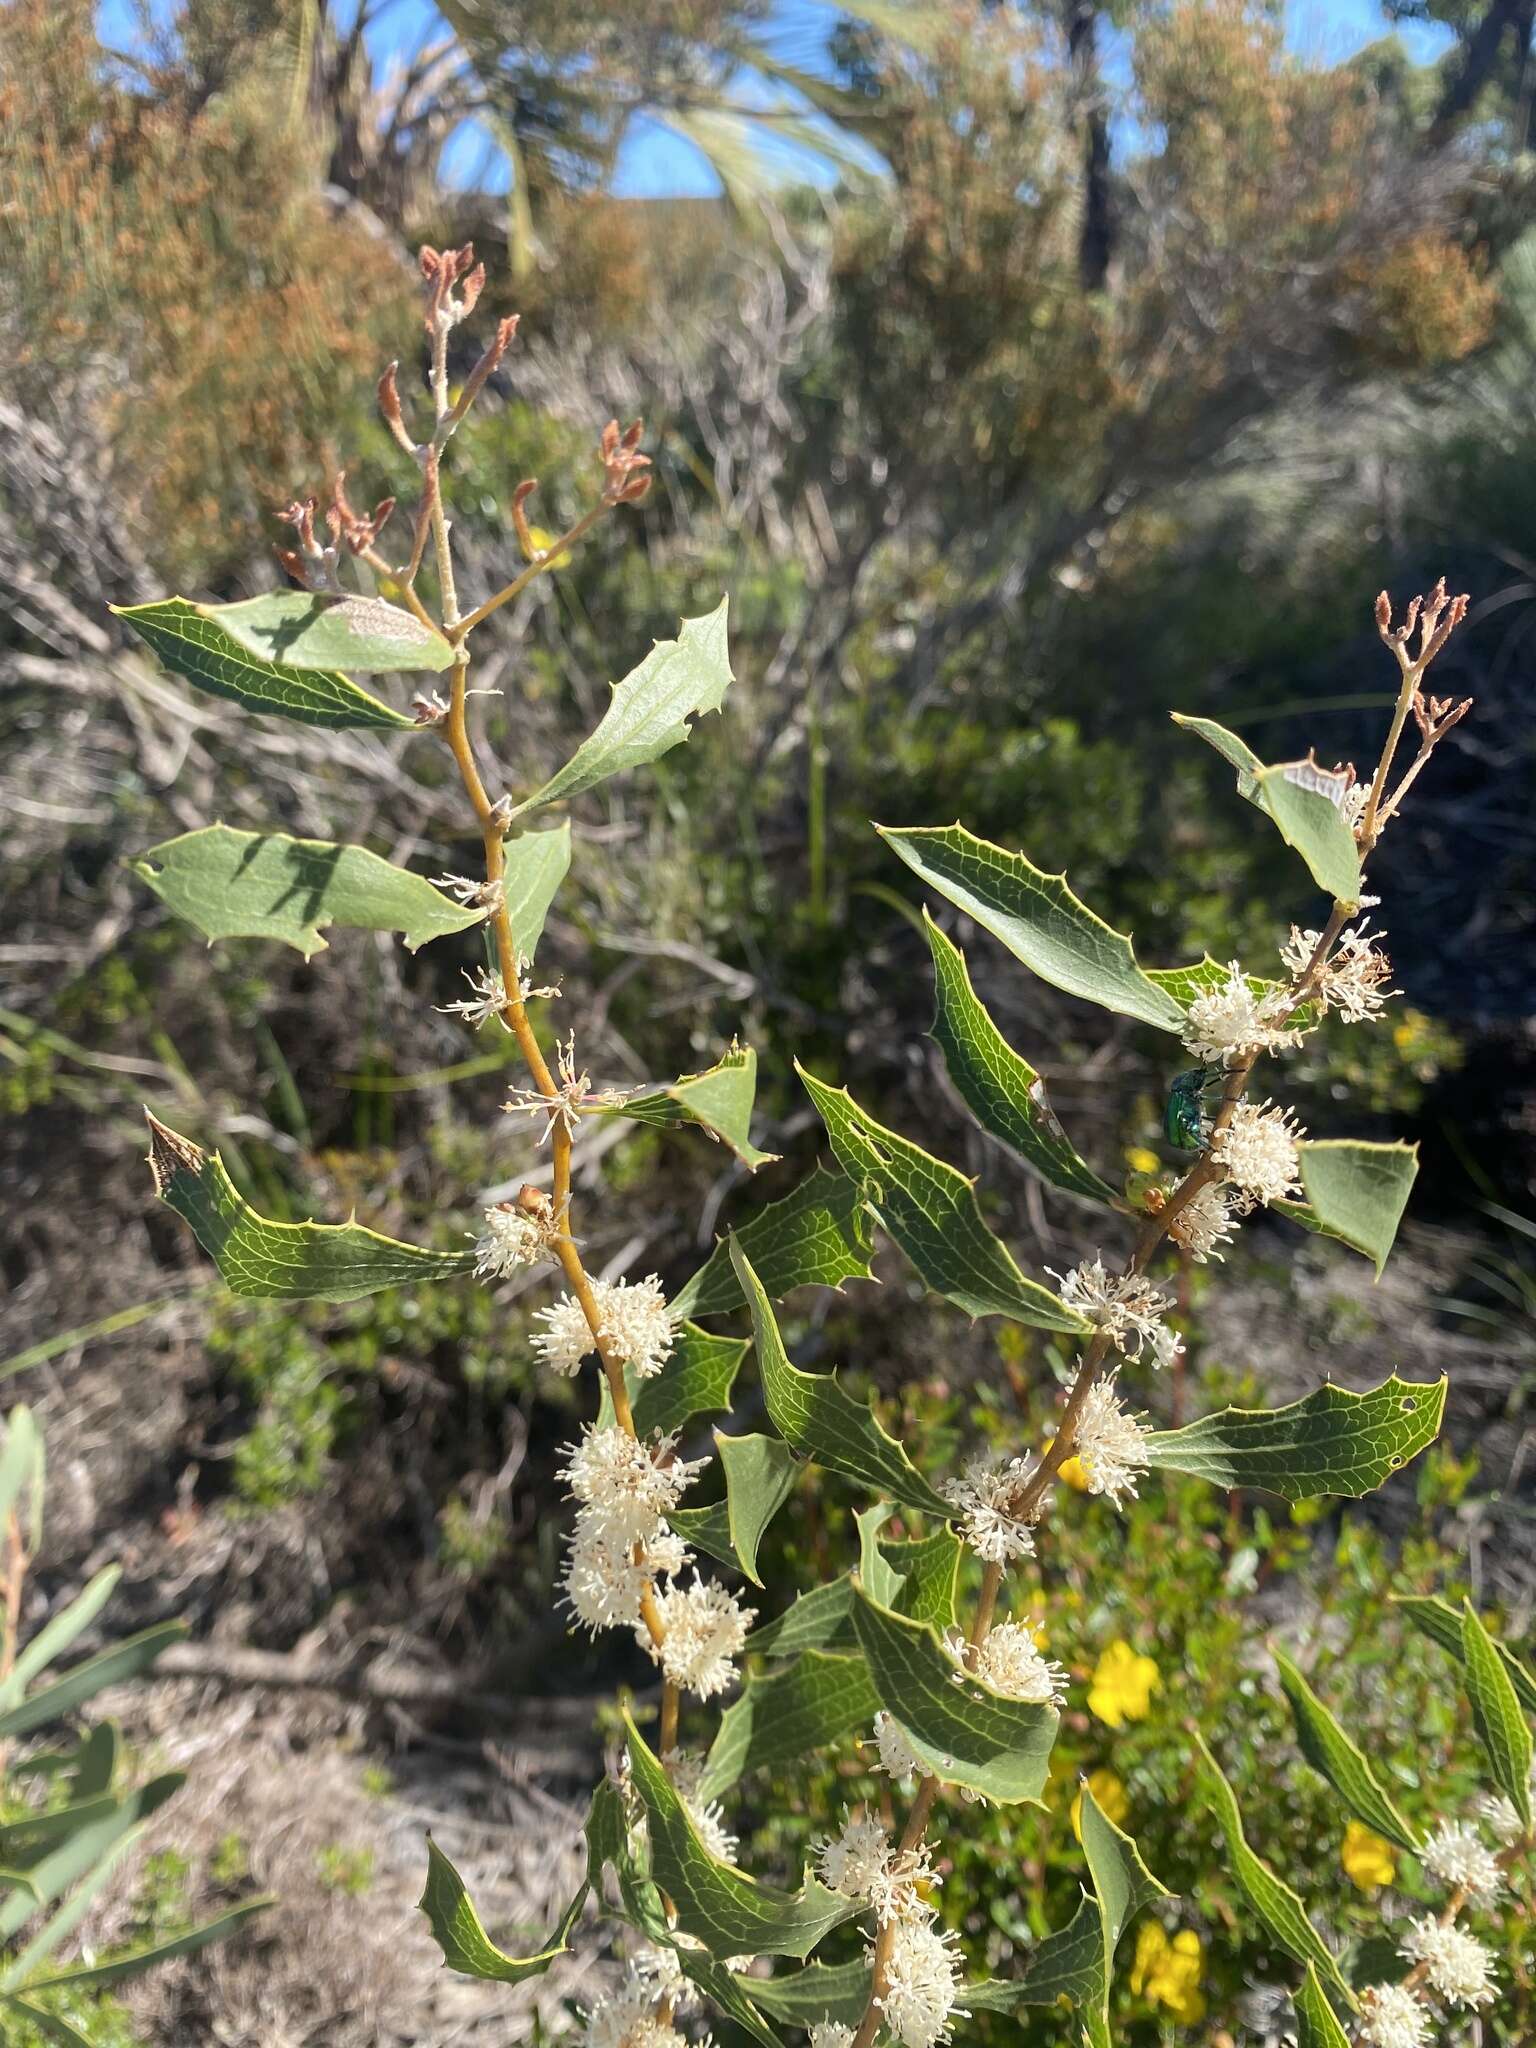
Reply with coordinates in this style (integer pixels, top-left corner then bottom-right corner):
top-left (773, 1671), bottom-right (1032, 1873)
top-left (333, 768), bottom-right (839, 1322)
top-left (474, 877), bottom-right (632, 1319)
top-left (1164, 1065), bottom-right (1221, 1151)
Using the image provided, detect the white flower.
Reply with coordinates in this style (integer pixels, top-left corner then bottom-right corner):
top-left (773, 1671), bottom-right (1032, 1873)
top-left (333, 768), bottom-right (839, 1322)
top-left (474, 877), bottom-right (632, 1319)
top-left (439, 966), bottom-right (511, 1030)
top-left (647, 1577), bottom-right (756, 1699)
top-left (532, 1275), bottom-right (676, 1380)
top-left (873, 1711), bottom-right (924, 1782)
top-left (1420, 1819), bottom-right (1504, 1907)
top-left (473, 1196), bottom-right (557, 1278)
top-left (942, 1454), bottom-right (1036, 1565)
top-left (583, 1982), bottom-right (687, 2048)
top-left (560, 1520), bottom-right (687, 1635)
top-left (1398, 1916), bottom-right (1496, 2008)
top-left (1181, 961), bottom-right (1308, 1066)
top-left (810, 2026), bottom-right (855, 2048)
top-left (430, 870), bottom-right (501, 909)
top-left (1210, 1099), bottom-right (1304, 1210)
top-left (876, 1915), bottom-right (966, 2048)
top-left (1047, 1258), bottom-right (1176, 1361)
top-left (628, 1946), bottom-right (692, 2009)
top-left (1071, 1378), bottom-right (1150, 1507)
top-left (1475, 1792), bottom-right (1524, 1845)
top-left (1149, 1322), bottom-right (1185, 1371)
top-left (1357, 1981), bottom-right (1429, 2048)
top-left (818, 1813), bottom-right (892, 1903)
top-left (560, 1425), bottom-right (705, 1544)
top-left (956, 1621), bottom-right (1067, 1707)
top-left (1283, 922), bottom-right (1397, 1023)
top-left (1164, 1180), bottom-right (1239, 1263)
top-left (665, 1749), bottom-right (739, 1863)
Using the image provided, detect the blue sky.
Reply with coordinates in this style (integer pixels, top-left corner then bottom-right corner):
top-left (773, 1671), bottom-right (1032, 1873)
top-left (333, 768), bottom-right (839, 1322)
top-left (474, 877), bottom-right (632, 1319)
top-left (98, 0), bottom-right (1456, 199)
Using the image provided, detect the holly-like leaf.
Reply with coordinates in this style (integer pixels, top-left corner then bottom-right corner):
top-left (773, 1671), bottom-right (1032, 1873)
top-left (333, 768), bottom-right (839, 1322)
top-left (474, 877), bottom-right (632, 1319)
top-left (711, 1432), bottom-right (801, 1586)
top-left (1276, 1141), bottom-right (1419, 1277)
top-left (1293, 1963), bottom-right (1353, 2048)
top-left (675, 1948), bottom-right (781, 2048)
top-left (883, 1528), bottom-right (962, 1631)
top-left (598, 1044), bottom-right (777, 1170)
top-left (796, 1067), bottom-right (1088, 1334)
top-left (1143, 1374), bottom-right (1445, 1501)
top-left (850, 1589), bottom-right (1058, 1805)
top-left (855, 1503), bottom-right (905, 1610)
top-left (133, 826), bottom-right (484, 960)
top-left (877, 823), bottom-right (1186, 1033)
top-left (699, 1650), bottom-right (880, 1803)
top-left (1461, 1602), bottom-right (1534, 1829)
top-left (113, 598), bottom-right (416, 728)
top-left (200, 590), bottom-right (453, 673)
top-left (737, 1959), bottom-right (871, 2029)
top-left (747, 1580), bottom-right (857, 1661)
top-left (1393, 1597), bottom-right (1536, 1715)
top-left (631, 1326), bottom-right (750, 1438)
top-left (1274, 1650), bottom-right (1419, 1850)
top-left (923, 916), bottom-right (1116, 1204)
top-left (671, 1167), bottom-right (874, 1322)
top-left (502, 822), bottom-right (571, 965)
top-left (624, 1713), bottom-right (856, 1959)
top-left (1197, 1734), bottom-right (1355, 2007)
top-left (732, 1239), bottom-right (954, 1517)
top-left (512, 599), bottom-right (733, 815)
top-left (145, 1114), bottom-right (475, 1302)
top-left (1172, 715), bottom-right (1363, 904)
top-left (966, 1783), bottom-right (1166, 2043)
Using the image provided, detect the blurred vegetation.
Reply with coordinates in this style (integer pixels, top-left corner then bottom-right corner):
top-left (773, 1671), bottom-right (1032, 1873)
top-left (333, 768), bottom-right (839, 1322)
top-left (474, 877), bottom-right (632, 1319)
top-left (2, 0), bottom-right (1535, 2039)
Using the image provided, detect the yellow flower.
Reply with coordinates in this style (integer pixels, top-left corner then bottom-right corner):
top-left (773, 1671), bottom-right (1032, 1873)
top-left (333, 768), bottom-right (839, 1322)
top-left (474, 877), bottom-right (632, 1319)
top-left (525, 523), bottom-right (572, 568)
top-left (1125, 1145), bottom-right (1162, 1175)
top-left (1059, 1453), bottom-right (1091, 1491)
top-left (1341, 1820), bottom-right (1397, 1892)
top-left (1130, 1922), bottom-right (1206, 2023)
top-left (1071, 1767), bottom-right (1130, 1839)
top-left (1087, 1640), bottom-right (1160, 1728)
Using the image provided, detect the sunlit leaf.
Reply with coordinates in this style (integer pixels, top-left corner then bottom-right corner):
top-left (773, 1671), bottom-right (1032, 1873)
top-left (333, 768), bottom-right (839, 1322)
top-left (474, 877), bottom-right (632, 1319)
top-left (1460, 1602), bottom-right (1534, 1829)
top-left (502, 822), bottom-right (571, 965)
top-left (1172, 715), bottom-right (1362, 903)
top-left (1393, 1596), bottom-right (1536, 1715)
top-left (671, 1167), bottom-right (875, 1321)
top-left (598, 1043), bottom-right (777, 1169)
top-left (1143, 1375), bottom-right (1445, 1501)
top-left (700, 1650), bottom-right (880, 1803)
top-left (202, 590), bottom-right (454, 673)
top-left (1274, 1649), bottom-right (1419, 1850)
top-left (1276, 1141), bottom-right (1419, 1277)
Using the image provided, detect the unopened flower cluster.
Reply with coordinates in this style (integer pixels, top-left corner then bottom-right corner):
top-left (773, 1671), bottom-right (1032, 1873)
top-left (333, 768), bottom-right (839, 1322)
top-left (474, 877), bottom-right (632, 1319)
top-left (816, 1813), bottom-right (966, 2048)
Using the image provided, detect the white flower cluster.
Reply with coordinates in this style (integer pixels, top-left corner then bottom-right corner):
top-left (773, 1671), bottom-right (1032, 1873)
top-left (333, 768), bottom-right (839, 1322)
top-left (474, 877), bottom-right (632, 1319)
top-left (665, 1749), bottom-right (738, 1862)
top-left (1357, 1799), bottom-right (1514, 2035)
top-left (558, 1424), bottom-right (700, 1636)
top-left (1398, 1915), bottom-right (1496, 2007)
top-left (873, 1710), bottom-right (924, 1782)
top-left (645, 1577), bottom-right (756, 1701)
top-left (1357, 1981), bottom-right (1428, 2048)
top-left (583, 1969), bottom-right (690, 2048)
top-left (1281, 921), bottom-right (1396, 1023)
top-left (1475, 1791), bottom-right (1525, 1845)
top-left (816, 1816), bottom-right (966, 2048)
top-left (1071, 1378), bottom-right (1151, 1507)
top-left (1049, 1258), bottom-right (1180, 1364)
top-left (1209, 1099), bottom-right (1305, 1211)
top-left (439, 966), bottom-right (511, 1030)
top-left (958, 1621), bottom-right (1067, 1707)
top-left (1165, 1181), bottom-right (1239, 1264)
top-left (942, 1453), bottom-right (1036, 1565)
top-left (534, 1274), bottom-right (675, 1379)
top-left (1181, 961), bottom-right (1307, 1066)
top-left (1420, 1818), bottom-right (1503, 1907)
top-left (809, 2026), bottom-right (854, 2048)
top-left (473, 1193), bottom-right (559, 1278)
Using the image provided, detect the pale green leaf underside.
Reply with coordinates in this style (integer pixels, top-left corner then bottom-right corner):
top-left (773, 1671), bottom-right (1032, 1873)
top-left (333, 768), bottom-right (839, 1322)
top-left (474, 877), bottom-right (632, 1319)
top-left (1274, 1649), bottom-right (1419, 1850)
top-left (797, 1066), bottom-right (1088, 1334)
top-left (1143, 1374), bottom-right (1445, 1501)
top-left (145, 1114), bottom-right (474, 1302)
top-left (1394, 1597), bottom-right (1536, 1716)
top-left (747, 1579), bottom-right (857, 1661)
top-left (1460, 1602), bottom-right (1535, 1829)
top-left (700, 1649), bottom-right (880, 1803)
top-left (1276, 1141), bottom-right (1419, 1277)
top-left (878, 822), bottom-right (1186, 1032)
top-left (625, 1714), bottom-right (857, 1959)
top-left (731, 1239), bottom-right (953, 1518)
top-left (113, 598), bottom-right (416, 729)
top-left (133, 826), bottom-right (484, 959)
top-left (924, 915), bottom-right (1115, 1204)
top-left (713, 1430), bottom-right (801, 1586)
top-left (513, 599), bottom-right (733, 814)
top-left (671, 1167), bottom-right (875, 1322)
top-left (737, 1959), bottom-right (871, 2028)
top-left (1172, 715), bottom-right (1363, 904)
top-left (419, 1835), bottom-right (585, 1983)
top-left (599, 1044), bottom-right (777, 1169)
top-left (1294, 1963), bottom-right (1353, 2048)
top-left (1198, 1733), bottom-right (1355, 2007)
top-left (632, 1326), bottom-right (749, 1438)
top-left (502, 822), bottom-right (571, 965)
top-left (851, 1589), bottom-right (1058, 1805)
top-left (207, 590), bottom-right (454, 673)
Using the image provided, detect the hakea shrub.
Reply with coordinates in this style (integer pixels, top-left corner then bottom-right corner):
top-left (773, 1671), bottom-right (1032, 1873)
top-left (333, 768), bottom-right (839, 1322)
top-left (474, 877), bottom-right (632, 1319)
top-left (113, 252), bottom-right (1533, 2048)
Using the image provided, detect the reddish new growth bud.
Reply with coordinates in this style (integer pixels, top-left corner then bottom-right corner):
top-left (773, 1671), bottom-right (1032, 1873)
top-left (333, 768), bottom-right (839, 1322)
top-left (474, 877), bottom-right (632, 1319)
top-left (326, 471), bottom-right (396, 555)
top-left (1377, 574), bottom-right (1470, 676)
top-left (420, 241), bottom-right (481, 333)
top-left (276, 494), bottom-right (340, 590)
top-left (511, 477), bottom-right (540, 560)
top-left (599, 418), bottom-right (652, 506)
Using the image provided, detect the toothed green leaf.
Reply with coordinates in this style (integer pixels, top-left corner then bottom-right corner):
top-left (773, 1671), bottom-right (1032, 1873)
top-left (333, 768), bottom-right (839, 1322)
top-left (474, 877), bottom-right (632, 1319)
top-left (1274, 1650), bottom-right (1419, 1850)
top-left (700, 1650), bottom-right (881, 1803)
top-left (197, 590), bottom-right (454, 673)
top-left (1461, 1602), bottom-right (1534, 1829)
top-left (501, 822), bottom-right (571, 965)
top-left (1276, 1141), bottom-right (1419, 1276)
top-left (671, 1167), bottom-right (874, 1321)
top-left (599, 1044), bottom-right (776, 1169)
top-left (1143, 1375), bottom-right (1445, 1501)
top-left (1172, 716), bottom-right (1363, 903)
